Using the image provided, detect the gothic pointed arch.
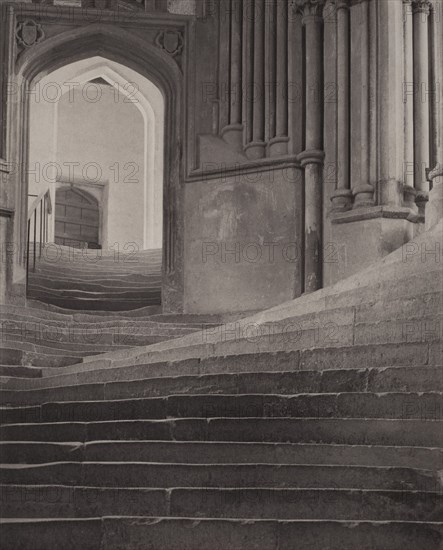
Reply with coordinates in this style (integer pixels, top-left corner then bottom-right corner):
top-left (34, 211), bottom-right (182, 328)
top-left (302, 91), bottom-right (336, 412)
top-left (13, 22), bottom-right (185, 312)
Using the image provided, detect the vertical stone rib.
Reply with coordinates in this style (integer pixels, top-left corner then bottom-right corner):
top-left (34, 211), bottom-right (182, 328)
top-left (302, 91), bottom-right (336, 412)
top-left (265, 0), bottom-right (277, 144)
top-left (412, 0), bottom-right (431, 214)
top-left (221, 0), bottom-right (244, 149)
top-left (288, 7), bottom-right (304, 154)
top-left (245, 0), bottom-right (266, 159)
top-left (331, 0), bottom-right (352, 211)
top-left (426, 0), bottom-right (443, 229)
top-left (353, 0), bottom-right (374, 207)
top-left (218, 0), bottom-right (231, 133)
top-left (243, 0), bottom-right (254, 145)
top-left (270, 0), bottom-right (290, 156)
top-left (403, 0), bottom-right (416, 207)
top-left (229, 0), bottom-right (243, 126)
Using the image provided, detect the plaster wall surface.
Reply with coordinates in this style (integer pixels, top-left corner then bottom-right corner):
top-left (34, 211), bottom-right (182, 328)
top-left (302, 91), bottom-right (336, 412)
top-left (56, 85), bottom-right (145, 249)
top-left (184, 167), bottom-right (303, 314)
top-left (27, 57), bottom-right (165, 252)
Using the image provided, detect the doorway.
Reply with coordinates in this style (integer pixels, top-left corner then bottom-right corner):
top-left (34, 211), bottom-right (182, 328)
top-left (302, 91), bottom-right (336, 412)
top-left (54, 187), bottom-right (101, 249)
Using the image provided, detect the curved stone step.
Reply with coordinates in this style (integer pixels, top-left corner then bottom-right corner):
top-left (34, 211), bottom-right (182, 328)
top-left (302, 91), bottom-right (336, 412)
top-left (0, 366), bottom-right (42, 379)
top-left (0, 463), bottom-right (439, 492)
top-left (2, 517), bottom-right (443, 550)
top-left (1, 366), bottom-right (439, 405)
top-left (1, 441), bottom-right (441, 470)
top-left (8, 343), bottom-right (435, 392)
top-left (1, 517), bottom-right (442, 550)
top-left (25, 295), bottom-right (162, 311)
top-left (1, 392), bottom-right (441, 425)
top-left (0, 485), bottom-right (441, 521)
top-left (1, 418), bottom-right (441, 447)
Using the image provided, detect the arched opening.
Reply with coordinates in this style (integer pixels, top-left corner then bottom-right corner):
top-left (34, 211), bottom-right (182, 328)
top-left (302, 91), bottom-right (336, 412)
top-left (13, 25), bottom-right (184, 312)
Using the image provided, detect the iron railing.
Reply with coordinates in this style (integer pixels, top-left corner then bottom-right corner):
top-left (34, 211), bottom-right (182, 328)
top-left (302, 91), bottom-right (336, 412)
top-left (27, 190), bottom-right (52, 284)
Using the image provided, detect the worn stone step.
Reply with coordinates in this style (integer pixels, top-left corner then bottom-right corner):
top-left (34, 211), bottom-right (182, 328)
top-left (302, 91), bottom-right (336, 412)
top-left (0, 365), bottom-right (42, 379)
top-left (28, 286), bottom-right (162, 300)
top-left (3, 343), bottom-right (435, 393)
top-left (1, 392), bottom-right (441, 425)
top-left (2, 441), bottom-right (441, 470)
top-left (24, 301), bottom-right (163, 319)
top-left (28, 276), bottom-right (161, 290)
top-left (1, 418), bottom-right (441, 447)
top-left (1, 332), bottom-right (175, 353)
top-left (1, 518), bottom-right (442, 550)
top-left (25, 295), bottom-right (162, 311)
top-left (0, 485), bottom-right (441, 521)
top-left (0, 463), bottom-right (439, 492)
top-left (0, 347), bottom-right (83, 368)
top-left (1, 311), bottom-right (206, 330)
top-left (0, 340), bottom-right (130, 358)
top-left (1, 366), bottom-right (439, 405)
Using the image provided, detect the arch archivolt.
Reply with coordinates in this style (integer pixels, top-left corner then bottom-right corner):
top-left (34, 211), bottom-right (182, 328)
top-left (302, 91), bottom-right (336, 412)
top-left (11, 20), bottom-right (187, 312)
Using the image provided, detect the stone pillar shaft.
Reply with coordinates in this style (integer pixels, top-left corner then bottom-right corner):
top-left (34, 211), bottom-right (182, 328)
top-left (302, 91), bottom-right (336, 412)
top-left (221, 0), bottom-right (244, 149)
top-left (245, 0), bottom-right (266, 159)
top-left (403, 0), bottom-right (415, 206)
top-left (413, 0), bottom-right (431, 207)
top-left (296, 0), bottom-right (325, 293)
top-left (353, 0), bottom-right (374, 207)
top-left (229, 0), bottom-right (243, 126)
top-left (275, 0), bottom-right (289, 138)
top-left (331, 0), bottom-right (352, 211)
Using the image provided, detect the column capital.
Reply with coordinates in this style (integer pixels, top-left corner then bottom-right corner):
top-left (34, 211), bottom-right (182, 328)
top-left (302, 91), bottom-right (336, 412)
top-left (335, 0), bottom-right (350, 10)
top-left (292, 0), bottom-right (326, 20)
top-left (412, 0), bottom-right (432, 14)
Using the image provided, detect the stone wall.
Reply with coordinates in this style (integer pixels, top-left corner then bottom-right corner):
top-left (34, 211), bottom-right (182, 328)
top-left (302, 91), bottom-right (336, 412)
top-left (0, 0), bottom-right (441, 313)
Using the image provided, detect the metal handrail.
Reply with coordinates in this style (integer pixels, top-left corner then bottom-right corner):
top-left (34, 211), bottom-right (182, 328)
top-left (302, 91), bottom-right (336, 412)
top-left (27, 189), bottom-right (52, 284)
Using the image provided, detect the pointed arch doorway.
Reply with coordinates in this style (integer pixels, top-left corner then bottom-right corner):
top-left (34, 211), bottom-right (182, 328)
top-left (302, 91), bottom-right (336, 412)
top-left (13, 26), bottom-right (185, 312)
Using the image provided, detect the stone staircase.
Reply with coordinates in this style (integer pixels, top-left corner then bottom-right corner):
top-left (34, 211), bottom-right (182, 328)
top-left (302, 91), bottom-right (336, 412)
top-left (27, 246), bottom-right (163, 311)
top-left (0, 223), bottom-right (442, 549)
top-left (1, 246), bottom-right (232, 371)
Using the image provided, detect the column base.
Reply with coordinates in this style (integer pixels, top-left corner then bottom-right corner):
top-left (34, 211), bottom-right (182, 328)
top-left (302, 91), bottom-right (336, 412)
top-left (353, 184), bottom-right (375, 208)
top-left (221, 124), bottom-right (244, 151)
top-left (330, 189), bottom-right (353, 212)
top-left (403, 185), bottom-right (417, 210)
top-left (268, 136), bottom-right (289, 157)
top-left (244, 141), bottom-right (267, 160)
top-left (426, 166), bottom-right (443, 230)
top-left (325, 210), bottom-right (419, 286)
top-left (415, 190), bottom-right (429, 220)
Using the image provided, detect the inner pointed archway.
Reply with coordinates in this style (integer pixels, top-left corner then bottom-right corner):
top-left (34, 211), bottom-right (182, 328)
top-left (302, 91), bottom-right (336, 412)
top-left (28, 56), bottom-right (165, 252)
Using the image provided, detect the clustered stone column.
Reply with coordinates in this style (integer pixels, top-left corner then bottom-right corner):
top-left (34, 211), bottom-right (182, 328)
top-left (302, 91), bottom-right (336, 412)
top-left (219, 0), bottom-right (291, 159)
top-left (220, 0), bottom-right (244, 149)
top-left (330, 0), bottom-right (352, 211)
top-left (412, 0), bottom-right (432, 215)
top-left (295, 0), bottom-right (325, 293)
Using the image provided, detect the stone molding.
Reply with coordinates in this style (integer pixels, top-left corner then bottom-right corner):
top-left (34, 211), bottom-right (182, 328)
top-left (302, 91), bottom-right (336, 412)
top-left (428, 163), bottom-right (443, 182)
top-left (15, 19), bottom-right (45, 49)
top-left (297, 149), bottom-right (325, 167)
top-left (155, 29), bottom-right (184, 57)
top-left (330, 205), bottom-right (422, 225)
